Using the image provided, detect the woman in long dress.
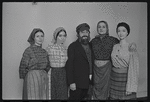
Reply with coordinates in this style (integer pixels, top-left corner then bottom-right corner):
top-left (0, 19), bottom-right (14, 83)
top-left (19, 28), bottom-right (50, 100)
top-left (110, 22), bottom-right (139, 100)
top-left (90, 21), bottom-right (119, 100)
top-left (46, 27), bottom-right (68, 100)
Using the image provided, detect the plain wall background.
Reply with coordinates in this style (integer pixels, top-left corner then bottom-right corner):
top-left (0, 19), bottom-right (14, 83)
top-left (2, 2), bottom-right (147, 99)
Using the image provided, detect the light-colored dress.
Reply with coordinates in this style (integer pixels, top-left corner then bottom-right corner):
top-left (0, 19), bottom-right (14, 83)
top-left (46, 44), bottom-right (68, 100)
top-left (110, 43), bottom-right (139, 100)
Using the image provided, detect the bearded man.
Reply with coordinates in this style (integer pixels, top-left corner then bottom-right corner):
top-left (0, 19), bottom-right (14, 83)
top-left (66, 23), bottom-right (94, 100)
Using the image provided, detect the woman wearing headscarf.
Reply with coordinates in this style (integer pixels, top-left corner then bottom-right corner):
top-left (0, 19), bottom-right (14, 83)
top-left (90, 21), bottom-right (120, 100)
top-left (46, 27), bottom-right (68, 100)
top-left (109, 22), bottom-right (139, 100)
top-left (19, 28), bottom-right (50, 100)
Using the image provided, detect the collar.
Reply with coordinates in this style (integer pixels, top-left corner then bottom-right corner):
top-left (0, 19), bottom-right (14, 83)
top-left (95, 34), bottom-right (109, 40)
top-left (32, 44), bottom-right (42, 48)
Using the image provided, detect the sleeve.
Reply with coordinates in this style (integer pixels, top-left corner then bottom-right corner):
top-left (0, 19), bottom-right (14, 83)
top-left (129, 42), bottom-right (137, 52)
top-left (65, 43), bottom-right (75, 85)
top-left (126, 43), bottom-right (139, 93)
top-left (44, 51), bottom-right (51, 73)
top-left (19, 48), bottom-right (30, 79)
top-left (89, 40), bottom-right (94, 75)
top-left (45, 44), bottom-right (51, 55)
top-left (110, 36), bottom-right (119, 46)
top-left (89, 40), bottom-right (94, 85)
top-left (113, 37), bottom-right (120, 45)
top-left (110, 44), bottom-right (116, 67)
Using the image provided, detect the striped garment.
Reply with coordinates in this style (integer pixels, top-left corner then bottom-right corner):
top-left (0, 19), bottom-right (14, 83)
top-left (23, 70), bottom-right (49, 99)
top-left (110, 43), bottom-right (139, 100)
top-left (110, 70), bottom-right (136, 100)
top-left (19, 44), bottom-right (50, 100)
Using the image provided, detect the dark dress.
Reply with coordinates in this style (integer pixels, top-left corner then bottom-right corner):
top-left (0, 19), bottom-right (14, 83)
top-left (19, 44), bottom-right (50, 100)
top-left (90, 35), bottom-right (119, 100)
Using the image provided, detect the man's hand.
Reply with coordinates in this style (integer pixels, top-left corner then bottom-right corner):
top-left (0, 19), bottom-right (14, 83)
top-left (126, 91), bottom-right (132, 95)
top-left (70, 83), bottom-right (76, 91)
top-left (89, 74), bottom-right (92, 80)
top-left (129, 42), bottom-right (137, 52)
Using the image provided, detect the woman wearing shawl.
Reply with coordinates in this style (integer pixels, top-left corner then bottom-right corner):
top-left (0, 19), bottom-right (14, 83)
top-left (90, 21), bottom-right (120, 100)
top-left (110, 22), bottom-right (139, 100)
top-left (19, 28), bottom-right (50, 100)
top-left (46, 27), bottom-right (68, 100)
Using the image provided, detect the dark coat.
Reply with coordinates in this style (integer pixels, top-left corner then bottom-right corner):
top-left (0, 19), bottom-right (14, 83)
top-left (66, 39), bottom-right (94, 89)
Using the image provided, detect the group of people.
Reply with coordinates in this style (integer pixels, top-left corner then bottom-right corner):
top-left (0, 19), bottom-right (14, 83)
top-left (19, 20), bottom-right (139, 100)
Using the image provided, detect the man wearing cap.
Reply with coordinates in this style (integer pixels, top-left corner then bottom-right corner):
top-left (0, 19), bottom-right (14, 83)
top-left (66, 23), bottom-right (93, 100)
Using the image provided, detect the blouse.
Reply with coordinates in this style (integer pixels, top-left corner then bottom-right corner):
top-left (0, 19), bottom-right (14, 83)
top-left (90, 35), bottom-right (119, 60)
top-left (111, 43), bottom-right (139, 93)
top-left (19, 45), bottom-right (50, 79)
top-left (46, 44), bottom-right (68, 68)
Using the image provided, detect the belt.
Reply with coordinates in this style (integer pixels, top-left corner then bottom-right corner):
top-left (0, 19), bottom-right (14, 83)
top-left (94, 60), bottom-right (109, 67)
top-left (51, 67), bottom-right (65, 69)
top-left (95, 58), bottom-right (110, 61)
top-left (112, 67), bottom-right (128, 73)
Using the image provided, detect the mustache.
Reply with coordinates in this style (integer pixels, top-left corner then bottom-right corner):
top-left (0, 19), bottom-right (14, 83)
top-left (78, 35), bottom-right (90, 41)
top-left (81, 36), bottom-right (88, 38)
top-left (80, 35), bottom-right (90, 41)
top-left (82, 35), bottom-right (88, 37)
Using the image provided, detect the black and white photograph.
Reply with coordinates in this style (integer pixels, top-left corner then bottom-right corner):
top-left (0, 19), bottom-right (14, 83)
top-left (2, 2), bottom-right (147, 100)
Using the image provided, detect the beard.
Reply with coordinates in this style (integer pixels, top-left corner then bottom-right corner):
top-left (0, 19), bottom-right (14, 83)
top-left (79, 36), bottom-right (90, 45)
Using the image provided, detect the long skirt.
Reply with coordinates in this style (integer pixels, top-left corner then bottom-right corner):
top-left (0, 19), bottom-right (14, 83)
top-left (109, 69), bottom-right (136, 100)
top-left (51, 67), bottom-right (68, 100)
top-left (92, 61), bottom-right (112, 100)
top-left (22, 70), bottom-right (49, 100)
